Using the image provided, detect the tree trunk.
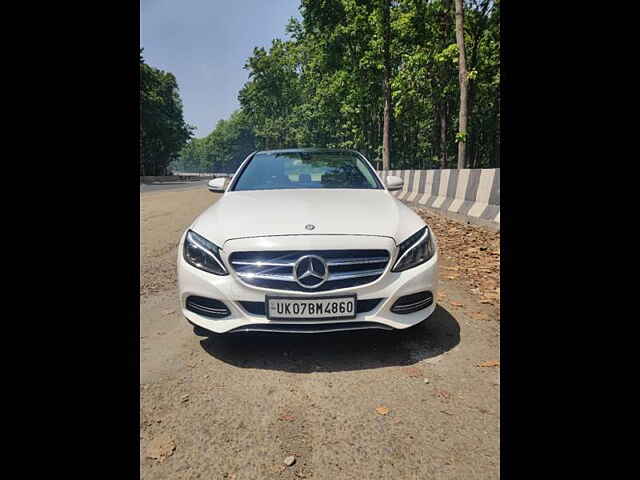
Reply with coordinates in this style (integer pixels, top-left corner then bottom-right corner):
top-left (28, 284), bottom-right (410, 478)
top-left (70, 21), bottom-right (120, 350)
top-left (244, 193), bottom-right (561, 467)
top-left (454, 0), bottom-right (468, 169)
top-left (382, 0), bottom-right (392, 170)
top-left (495, 94), bottom-right (500, 168)
top-left (440, 101), bottom-right (448, 169)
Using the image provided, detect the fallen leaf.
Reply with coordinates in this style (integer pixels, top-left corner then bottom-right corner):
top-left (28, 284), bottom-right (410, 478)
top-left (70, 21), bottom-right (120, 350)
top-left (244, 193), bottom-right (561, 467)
top-left (278, 414), bottom-right (296, 422)
top-left (478, 360), bottom-right (500, 367)
top-left (375, 406), bottom-right (390, 415)
top-left (451, 302), bottom-right (464, 307)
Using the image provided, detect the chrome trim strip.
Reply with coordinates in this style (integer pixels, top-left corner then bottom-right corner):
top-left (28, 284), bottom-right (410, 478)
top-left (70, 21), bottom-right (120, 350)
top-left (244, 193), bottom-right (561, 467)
top-left (187, 305), bottom-right (230, 314)
top-left (192, 308), bottom-right (229, 314)
top-left (326, 257), bottom-right (388, 266)
top-left (231, 260), bottom-right (295, 267)
top-left (236, 268), bottom-right (385, 283)
top-left (392, 298), bottom-right (432, 309)
top-left (236, 271), bottom-right (295, 281)
top-left (328, 268), bottom-right (385, 280)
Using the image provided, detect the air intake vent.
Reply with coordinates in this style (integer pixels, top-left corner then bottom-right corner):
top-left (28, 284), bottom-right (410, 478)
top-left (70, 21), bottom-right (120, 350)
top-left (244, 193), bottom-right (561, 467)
top-left (390, 291), bottom-right (433, 314)
top-left (229, 250), bottom-right (390, 292)
top-left (186, 296), bottom-right (230, 318)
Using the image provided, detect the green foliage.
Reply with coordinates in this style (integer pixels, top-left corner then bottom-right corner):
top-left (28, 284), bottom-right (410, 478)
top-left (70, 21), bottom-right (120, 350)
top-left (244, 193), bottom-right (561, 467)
top-left (183, 0), bottom-right (500, 171)
top-left (174, 110), bottom-right (256, 173)
top-left (140, 49), bottom-right (193, 175)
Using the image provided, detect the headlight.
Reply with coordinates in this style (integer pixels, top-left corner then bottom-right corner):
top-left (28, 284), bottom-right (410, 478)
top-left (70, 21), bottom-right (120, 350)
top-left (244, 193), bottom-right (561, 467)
top-left (392, 226), bottom-right (435, 272)
top-left (183, 230), bottom-right (228, 275)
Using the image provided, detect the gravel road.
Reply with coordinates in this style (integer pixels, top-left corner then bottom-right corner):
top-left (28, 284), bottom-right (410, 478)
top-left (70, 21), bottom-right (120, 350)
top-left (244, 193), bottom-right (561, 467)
top-left (140, 187), bottom-right (500, 479)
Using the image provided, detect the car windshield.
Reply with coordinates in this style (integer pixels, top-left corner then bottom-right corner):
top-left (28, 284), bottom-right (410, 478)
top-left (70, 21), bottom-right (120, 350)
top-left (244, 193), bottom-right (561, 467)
top-left (231, 151), bottom-right (383, 191)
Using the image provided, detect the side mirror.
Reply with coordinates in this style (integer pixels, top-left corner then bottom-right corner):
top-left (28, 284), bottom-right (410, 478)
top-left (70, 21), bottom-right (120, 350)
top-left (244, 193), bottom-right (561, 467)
top-left (386, 175), bottom-right (404, 191)
top-left (208, 177), bottom-right (226, 193)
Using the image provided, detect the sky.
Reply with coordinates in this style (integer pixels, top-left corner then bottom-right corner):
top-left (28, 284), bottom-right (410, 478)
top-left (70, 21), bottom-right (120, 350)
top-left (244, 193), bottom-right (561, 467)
top-left (140, 0), bottom-right (302, 138)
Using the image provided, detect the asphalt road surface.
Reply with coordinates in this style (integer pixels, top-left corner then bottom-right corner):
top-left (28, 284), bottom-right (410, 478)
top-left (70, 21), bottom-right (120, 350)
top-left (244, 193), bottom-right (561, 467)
top-left (140, 187), bottom-right (500, 479)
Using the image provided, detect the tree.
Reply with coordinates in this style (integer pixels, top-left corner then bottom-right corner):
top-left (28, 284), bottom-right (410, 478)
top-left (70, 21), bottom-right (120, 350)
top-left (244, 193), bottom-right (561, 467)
top-left (140, 49), bottom-right (193, 175)
top-left (454, 0), bottom-right (469, 169)
top-left (176, 110), bottom-right (256, 173)
top-left (381, 0), bottom-right (392, 170)
top-left (185, 0), bottom-right (500, 172)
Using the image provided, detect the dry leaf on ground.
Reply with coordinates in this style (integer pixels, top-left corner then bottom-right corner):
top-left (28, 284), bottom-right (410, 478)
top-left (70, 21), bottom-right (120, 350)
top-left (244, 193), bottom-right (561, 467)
top-left (375, 406), bottom-right (390, 415)
top-left (478, 360), bottom-right (500, 368)
top-left (415, 207), bottom-right (500, 313)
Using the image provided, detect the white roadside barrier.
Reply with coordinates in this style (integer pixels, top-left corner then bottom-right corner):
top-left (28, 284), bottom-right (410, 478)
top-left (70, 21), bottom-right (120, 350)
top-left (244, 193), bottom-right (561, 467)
top-left (378, 168), bottom-right (500, 229)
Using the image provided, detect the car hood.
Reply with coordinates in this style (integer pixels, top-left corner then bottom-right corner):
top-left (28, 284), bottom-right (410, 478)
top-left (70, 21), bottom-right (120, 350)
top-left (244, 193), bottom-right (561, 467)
top-left (189, 188), bottom-right (425, 247)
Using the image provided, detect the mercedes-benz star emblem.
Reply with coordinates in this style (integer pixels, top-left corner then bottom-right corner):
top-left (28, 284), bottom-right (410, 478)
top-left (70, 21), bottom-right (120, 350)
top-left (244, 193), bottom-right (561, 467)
top-left (293, 255), bottom-right (328, 288)
top-left (305, 224), bottom-right (315, 230)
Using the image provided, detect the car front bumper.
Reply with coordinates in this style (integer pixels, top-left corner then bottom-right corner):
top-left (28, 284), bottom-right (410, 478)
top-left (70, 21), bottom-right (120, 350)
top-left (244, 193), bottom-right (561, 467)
top-left (177, 234), bottom-right (438, 334)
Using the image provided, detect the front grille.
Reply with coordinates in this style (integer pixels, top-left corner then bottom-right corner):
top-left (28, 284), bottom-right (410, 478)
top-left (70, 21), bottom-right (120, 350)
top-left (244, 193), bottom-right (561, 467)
top-left (229, 250), bottom-right (390, 292)
top-left (186, 296), bottom-right (231, 318)
top-left (238, 298), bottom-right (383, 316)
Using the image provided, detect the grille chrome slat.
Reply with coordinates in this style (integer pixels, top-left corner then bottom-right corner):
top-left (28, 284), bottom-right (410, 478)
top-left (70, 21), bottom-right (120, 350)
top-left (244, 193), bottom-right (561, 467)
top-left (326, 257), bottom-right (389, 266)
top-left (229, 249), bottom-right (390, 292)
top-left (328, 268), bottom-right (386, 281)
top-left (231, 260), bottom-right (295, 267)
top-left (236, 271), bottom-right (295, 281)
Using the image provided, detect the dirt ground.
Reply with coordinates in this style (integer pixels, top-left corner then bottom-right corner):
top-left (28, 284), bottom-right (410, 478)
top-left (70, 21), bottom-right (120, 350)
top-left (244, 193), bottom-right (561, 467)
top-left (140, 188), bottom-right (500, 479)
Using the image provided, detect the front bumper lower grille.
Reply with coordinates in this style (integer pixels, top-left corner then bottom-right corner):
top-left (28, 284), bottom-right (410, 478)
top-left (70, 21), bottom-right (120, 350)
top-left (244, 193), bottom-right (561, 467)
top-left (186, 296), bottom-right (231, 318)
top-left (390, 291), bottom-right (433, 314)
top-left (229, 249), bottom-right (390, 292)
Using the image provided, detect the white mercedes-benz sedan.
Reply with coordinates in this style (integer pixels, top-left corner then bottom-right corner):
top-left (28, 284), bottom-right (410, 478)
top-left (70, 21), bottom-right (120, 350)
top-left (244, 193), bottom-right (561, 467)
top-left (177, 148), bottom-right (438, 335)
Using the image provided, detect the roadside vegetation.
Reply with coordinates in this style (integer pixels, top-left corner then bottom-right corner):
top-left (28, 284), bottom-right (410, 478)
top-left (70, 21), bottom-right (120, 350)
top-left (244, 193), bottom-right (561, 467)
top-left (173, 0), bottom-right (499, 174)
top-left (140, 49), bottom-right (193, 176)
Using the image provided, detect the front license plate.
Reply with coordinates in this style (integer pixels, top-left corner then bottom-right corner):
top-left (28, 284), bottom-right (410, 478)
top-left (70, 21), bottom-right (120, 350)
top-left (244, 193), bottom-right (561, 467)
top-left (266, 295), bottom-right (357, 320)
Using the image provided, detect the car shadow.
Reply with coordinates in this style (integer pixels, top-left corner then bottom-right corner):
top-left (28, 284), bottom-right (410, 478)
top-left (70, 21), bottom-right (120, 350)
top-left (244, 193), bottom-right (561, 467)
top-left (198, 304), bottom-right (460, 373)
